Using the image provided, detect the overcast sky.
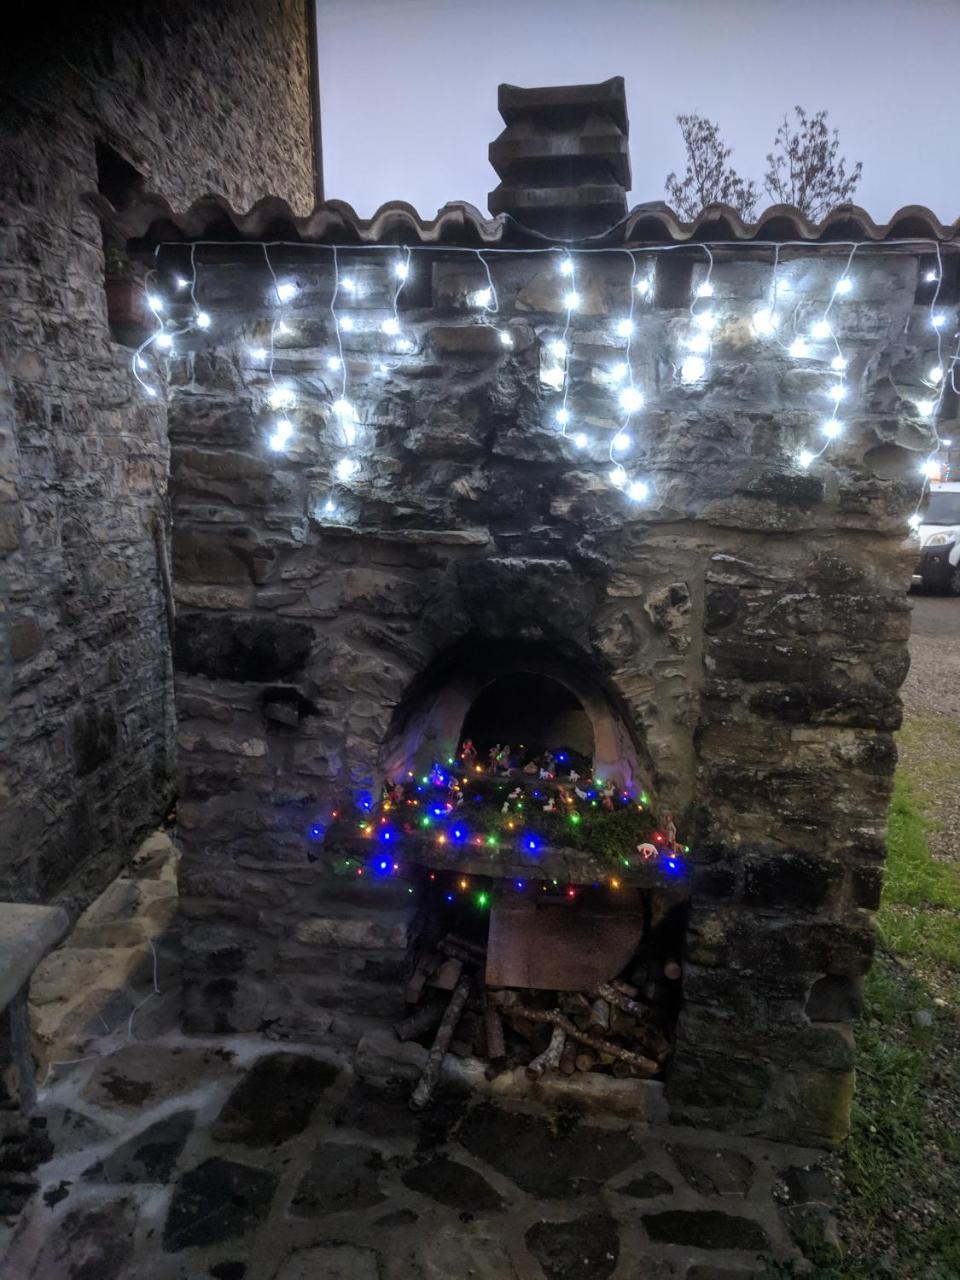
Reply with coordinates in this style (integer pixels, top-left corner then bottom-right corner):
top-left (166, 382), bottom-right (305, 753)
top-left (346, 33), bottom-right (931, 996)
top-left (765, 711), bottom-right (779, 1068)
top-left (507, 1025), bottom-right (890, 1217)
top-left (316, 0), bottom-right (958, 223)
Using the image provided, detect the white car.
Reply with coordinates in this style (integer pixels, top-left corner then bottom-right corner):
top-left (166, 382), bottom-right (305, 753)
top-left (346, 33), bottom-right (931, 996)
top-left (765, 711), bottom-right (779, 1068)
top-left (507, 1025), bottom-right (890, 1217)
top-left (912, 480), bottom-right (960, 595)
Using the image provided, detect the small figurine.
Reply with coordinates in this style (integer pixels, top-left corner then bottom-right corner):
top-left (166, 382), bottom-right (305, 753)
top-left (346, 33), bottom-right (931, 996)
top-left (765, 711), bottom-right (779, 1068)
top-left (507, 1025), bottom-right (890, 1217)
top-left (664, 811), bottom-right (678, 848)
top-left (523, 759), bottom-right (538, 775)
top-left (539, 766), bottom-right (552, 780)
top-left (556, 785), bottom-right (575, 813)
top-left (496, 744), bottom-right (511, 774)
top-left (568, 769), bottom-right (580, 783)
top-left (489, 744), bottom-right (500, 772)
top-left (601, 782), bottom-right (616, 811)
top-left (542, 797), bottom-right (557, 813)
top-left (461, 738), bottom-right (477, 765)
top-left (637, 842), bottom-right (658, 861)
top-left (575, 786), bottom-right (588, 800)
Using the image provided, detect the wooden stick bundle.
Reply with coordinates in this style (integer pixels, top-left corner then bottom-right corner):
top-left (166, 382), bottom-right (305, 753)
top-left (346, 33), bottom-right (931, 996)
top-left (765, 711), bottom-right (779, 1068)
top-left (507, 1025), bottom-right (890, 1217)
top-left (410, 975), bottom-right (471, 1111)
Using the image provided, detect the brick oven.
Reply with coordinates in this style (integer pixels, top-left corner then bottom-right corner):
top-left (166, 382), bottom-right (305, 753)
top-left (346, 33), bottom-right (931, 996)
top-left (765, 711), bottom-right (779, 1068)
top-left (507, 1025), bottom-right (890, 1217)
top-left (108, 78), bottom-right (951, 1147)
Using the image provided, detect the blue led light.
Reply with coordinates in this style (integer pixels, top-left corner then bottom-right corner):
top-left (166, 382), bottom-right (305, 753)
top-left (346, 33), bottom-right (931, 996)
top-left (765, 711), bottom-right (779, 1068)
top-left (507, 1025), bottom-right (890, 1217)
top-left (380, 828), bottom-right (395, 843)
top-left (556, 752), bottom-right (567, 763)
top-left (356, 790), bottom-right (372, 811)
top-left (308, 823), bottom-right (325, 841)
top-left (451, 826), bottom-right (466, 842)
top-left (516, 879), bottom-right (525, 890)
top-left (523, 835), bottom-right (540, 853)
top-left (446, 893), bottom-right (454, 902)
top-left (377, 858), bottom-right (390, 872)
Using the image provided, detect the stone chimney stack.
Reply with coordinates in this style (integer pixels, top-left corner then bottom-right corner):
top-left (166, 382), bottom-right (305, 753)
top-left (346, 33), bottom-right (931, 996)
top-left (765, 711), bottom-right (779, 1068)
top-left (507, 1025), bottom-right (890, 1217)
top-left (488, 76), bottom-right (631, 239)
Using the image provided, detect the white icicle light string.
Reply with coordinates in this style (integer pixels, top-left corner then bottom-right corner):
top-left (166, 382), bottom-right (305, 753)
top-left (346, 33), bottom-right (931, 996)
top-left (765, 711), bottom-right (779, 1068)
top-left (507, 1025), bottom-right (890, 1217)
top-left (139, 237), bottom-right (958, 522)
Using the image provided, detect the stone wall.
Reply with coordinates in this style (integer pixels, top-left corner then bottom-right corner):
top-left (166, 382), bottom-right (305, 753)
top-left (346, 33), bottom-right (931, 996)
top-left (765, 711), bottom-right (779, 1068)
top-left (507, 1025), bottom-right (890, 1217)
top-left (0, 1), bottom-right (317, 905)
top-left (165, 242), bottom-right (941, 1144)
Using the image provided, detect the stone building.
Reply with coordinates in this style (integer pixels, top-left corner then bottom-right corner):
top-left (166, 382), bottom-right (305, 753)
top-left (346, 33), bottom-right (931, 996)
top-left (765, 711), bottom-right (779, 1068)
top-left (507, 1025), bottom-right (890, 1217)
top-left (0, 0), bottom-right (319, 908)
top-left (1, 23), bottom-right (958, 1268)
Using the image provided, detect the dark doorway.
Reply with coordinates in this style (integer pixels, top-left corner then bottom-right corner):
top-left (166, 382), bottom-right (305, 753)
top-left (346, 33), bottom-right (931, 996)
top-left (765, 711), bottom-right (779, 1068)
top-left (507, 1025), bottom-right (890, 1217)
top-left (460, 672), bottom-right (594, 765)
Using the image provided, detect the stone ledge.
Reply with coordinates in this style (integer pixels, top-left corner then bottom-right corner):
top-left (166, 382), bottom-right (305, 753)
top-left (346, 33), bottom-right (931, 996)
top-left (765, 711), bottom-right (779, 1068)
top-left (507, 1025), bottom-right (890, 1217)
top-left (0, 903), bottom-right (70, 1012)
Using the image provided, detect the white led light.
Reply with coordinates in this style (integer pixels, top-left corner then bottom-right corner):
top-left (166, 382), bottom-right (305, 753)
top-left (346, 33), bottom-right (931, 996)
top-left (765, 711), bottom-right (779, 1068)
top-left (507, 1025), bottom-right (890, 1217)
top-left (627, 479), bottom-right (649, 501)
top-left (146, 294), bottom-right (164, 311)
top-left (610, 465), bottom-right (627, 487)
top-left (835, 277), bottom-right (853, 295)
top-left (618, 387), bottom-right (644, 413)
top-left (573, 432), bottom-right (588, 449)
top-left (541, 365), bottom-right (565, 390)
top-left (908, 512), bottom-right (922, 529)
top-left (337, 315), bottom-right (354, 332)
top-left (341, 277), bottom-right (358, 294)
top-left (917, 399), bottom-right (936, 416)
top-left (559, 257), bottom-right (574, 276)
top-left (789, 337), bottom-right (811, 358)
top-left (616, 319), bottom-right (634, 337)
top-left (397, 337), bottom-right (415, 353)
top-left (549, 340), bottom-right (567, 360)
top-left (798, 449), bottom-right (815, 468)
top-left (696, 281), bottom-right (714, 298)
top-left (921, 458), bottom-right (939, 478)
top-left (472, 287), bottom-right (493, 308)
top-left (555, 407), bottom-right (571, 426)
top-left (609, 362), bottom-right (628, 383)
top-left (686, 332), bottom-right (710, 354)
top-left (135, 355), bottom-right (147, 370)
top-left (931, 313), bottom-right (947, 328)
top-left (324, 498), bottom-right (337, 514)
top-left (268, 419), bottom-right (293, 451)
top-left (325, 356), bottom-right (342, 372)
top-left (929, 365), bottom-right (944, 383)
top-left (195, 311), bottom-right (211, 329)
top-left (250, 346), bottom-right (268, 360)
top-left (612, 431), bottom-right (631, 452)
top-left (681, 355), bottom-right (706, 383)
top-left (563, 291), bottom-right (581, 311)
top-left (499, 331), bottom-right (513, 347)
top-left (336, 456), bottom-right (359, 480)
top-left (276, 281), bottom-right (298, 303)
top-left (811, 319), bottom-right (832, 340)
top-left (342, 421), bottom-right (357, 446)
top-left (635, 279), bottom-right (652, 297)
top-left (332, 398), bottom-right (355, 419)
top-left (752, 308), bottom-right (778, 336)
top-left (155, 332), bottom-right (173, 350)
top-left (382, 317), bottom-right (401, 336)
top-left (827, 384), bottom-right (847, 402)
top-left (277, 321), bottom-right (292, 336)
top-left (695, 311), bottom-right (717, 331)
top-left (144, 386), bottom-right (158, 398)
top-left (174, 276), bottom-right (189, 291)
top-left (393, 259), bottom-right (410, 280)
top-left (925, 270), bottom-right (939, 283)
top-left (943, 437), bottom-right (954, 447)
top-left (831, 355), bottom-right (848, 371)
top-left (822, 418), bottom-right (843, 438)
top-left (268, 386), bottom-right (295, 410)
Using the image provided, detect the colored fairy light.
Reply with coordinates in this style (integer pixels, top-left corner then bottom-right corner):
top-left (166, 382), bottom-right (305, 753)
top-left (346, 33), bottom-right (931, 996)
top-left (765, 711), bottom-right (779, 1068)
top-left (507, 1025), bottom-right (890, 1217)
top-left (789, 337), bottom-right (811, 358)
top-left (276, 281), bottom-right (298, 302)
top-left (680, 355), bottom-right (706, 383)
top-left (515, 880), bottom-right (525, 891)
top-left (565, 887), bottom-right (577, 899)
top-left (822, 418), bottom-right (843, 439)
top-left (610, 877), bottom-right (621, 890)
top-left (308, 823), bottom-right (324, 840)
top-left (627, 479), bottom-right (649, 501)
top-left (523, 835), bottom-right (540, 852)
top-left (811, 319), bottom-right (832, 340)
top-left (195, 311), bottom-right (211, 329)
top-left (616, 319), bottom-right (634, 337)
top-left (618, 386), bottom-right (644, 413)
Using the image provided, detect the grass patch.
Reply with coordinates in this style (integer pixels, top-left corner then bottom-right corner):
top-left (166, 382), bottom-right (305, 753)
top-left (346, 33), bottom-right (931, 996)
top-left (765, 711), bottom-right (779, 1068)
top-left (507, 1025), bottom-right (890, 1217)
top-left (811, 762), bottom-right (960, 1279)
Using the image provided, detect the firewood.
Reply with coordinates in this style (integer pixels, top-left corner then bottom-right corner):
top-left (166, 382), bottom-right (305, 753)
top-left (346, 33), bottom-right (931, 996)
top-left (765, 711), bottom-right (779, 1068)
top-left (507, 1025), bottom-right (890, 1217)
top-left (394, 1002), bottom-right (444, 1042)
top-left (612, 1061), bottom-right (636, 1079)
top-left (597, 982), bottom-right (649, 1020)
top-left (427, 957), bottom-right (463, 990)
top-left (575, 1051), bottom-right (597, 1072)
top-left (405, 952), bottom-right (441, 1004)
top-left (445, 932), bottom-right (486, 958)
top-left (612, 979), bottom-right (640, 998)
top-left (587, 996), bottom-right (611, 1033)
top-left (489, 995), bottom-right (658, 1076)
top-left (484, 1001), bottom-right (506, 1064)
top-left (438, 938), bottom-right (482, 966)
top-left (410, 975), bottom-right (471, 1111)
top-left (559, 1039), bottom-right (578, 1075)
top-left (664, 960), bottom-right (682, 981)
top-left (525, 1021), bottom-right (566, 1080)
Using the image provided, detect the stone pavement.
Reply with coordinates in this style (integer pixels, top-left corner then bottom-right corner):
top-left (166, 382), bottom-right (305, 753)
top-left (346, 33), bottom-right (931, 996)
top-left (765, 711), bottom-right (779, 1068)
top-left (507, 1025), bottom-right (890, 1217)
top-left (0, 831), bottom-right (837, 1277)
top-left (1, 1030), bottom-right (835, 1279)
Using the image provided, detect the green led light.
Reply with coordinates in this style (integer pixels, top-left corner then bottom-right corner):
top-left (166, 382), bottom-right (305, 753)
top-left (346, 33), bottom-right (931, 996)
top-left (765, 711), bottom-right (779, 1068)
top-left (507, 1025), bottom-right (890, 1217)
top-left (421, 816), bottom-right (432, 827)
top-left (640, 791), bottom-right (649, 805)
top-left (486, 835), bottom-right (497, 847)
top-left (476, 891), bottom-right (489, 909)
top-left (421, 776), bottom-right (429, 785)
top-left (569, 813), bottom-right (581, 825)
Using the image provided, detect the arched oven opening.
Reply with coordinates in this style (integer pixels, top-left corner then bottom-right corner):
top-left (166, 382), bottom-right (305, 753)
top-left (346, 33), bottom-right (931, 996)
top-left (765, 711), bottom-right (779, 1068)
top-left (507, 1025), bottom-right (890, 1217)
top-left (338, 634), bottom-right (691, 1102)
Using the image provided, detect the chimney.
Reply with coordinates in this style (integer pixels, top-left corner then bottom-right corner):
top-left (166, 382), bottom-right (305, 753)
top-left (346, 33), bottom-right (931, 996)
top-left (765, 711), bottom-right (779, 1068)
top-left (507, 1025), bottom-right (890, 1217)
top-left (488, 76), bottom-right (631, 239)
